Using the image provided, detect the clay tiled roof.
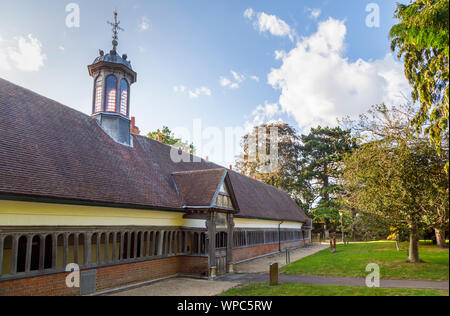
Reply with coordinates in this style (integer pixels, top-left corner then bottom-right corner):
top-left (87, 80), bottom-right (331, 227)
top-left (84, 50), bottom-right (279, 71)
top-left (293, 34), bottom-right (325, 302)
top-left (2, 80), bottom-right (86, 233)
top-left (0, 78), bottom-right (310, 223)
top-left (172, 169), bottom-right (226, 207)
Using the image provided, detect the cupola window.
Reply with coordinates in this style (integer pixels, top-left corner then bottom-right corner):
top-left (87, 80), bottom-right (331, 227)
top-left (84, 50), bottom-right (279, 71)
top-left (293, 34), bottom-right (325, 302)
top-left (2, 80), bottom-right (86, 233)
top-left (105, 75), bottom-right (117, 112)
top-left (120, 79), bottom-right (129, 116)
top-left (94, 76), bottom-right (103, 113)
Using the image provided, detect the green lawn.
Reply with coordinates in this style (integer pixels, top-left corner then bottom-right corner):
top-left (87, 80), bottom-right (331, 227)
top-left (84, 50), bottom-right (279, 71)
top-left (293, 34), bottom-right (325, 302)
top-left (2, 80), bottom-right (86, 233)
top-left (281, 241), bottom-right (449, 281)
top-left (221, 283), bottom-right (448, 296)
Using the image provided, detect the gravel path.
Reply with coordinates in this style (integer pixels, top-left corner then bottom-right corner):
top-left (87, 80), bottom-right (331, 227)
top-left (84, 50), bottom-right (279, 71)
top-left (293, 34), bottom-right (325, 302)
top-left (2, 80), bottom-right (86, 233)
top-left (234, 243), bottom-right (329, 274)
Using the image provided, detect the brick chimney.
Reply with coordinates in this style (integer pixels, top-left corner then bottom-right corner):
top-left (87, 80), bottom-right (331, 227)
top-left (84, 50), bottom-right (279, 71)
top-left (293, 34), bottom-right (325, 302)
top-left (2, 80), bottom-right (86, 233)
top-left (130, 117), bottom-right (141, 135)
top-left (229, 165), bottom-right (233, 171)
top-left (158, 134), bottom-right (163, 142)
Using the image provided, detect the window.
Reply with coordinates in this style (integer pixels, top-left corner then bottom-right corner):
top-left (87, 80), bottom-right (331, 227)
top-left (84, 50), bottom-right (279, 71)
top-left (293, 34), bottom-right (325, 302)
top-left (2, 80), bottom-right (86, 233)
top-left (119, 79), bottom-right (129, 116)
top-left (105, 75), bottom-right (117, 112)
top-left (94, 76), bottom-right (103, 113)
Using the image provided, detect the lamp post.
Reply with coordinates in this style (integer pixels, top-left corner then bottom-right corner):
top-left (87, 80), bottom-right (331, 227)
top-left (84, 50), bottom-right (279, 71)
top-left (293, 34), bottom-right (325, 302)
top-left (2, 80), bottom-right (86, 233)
top-left (339, 211), bottom-right (344, 244)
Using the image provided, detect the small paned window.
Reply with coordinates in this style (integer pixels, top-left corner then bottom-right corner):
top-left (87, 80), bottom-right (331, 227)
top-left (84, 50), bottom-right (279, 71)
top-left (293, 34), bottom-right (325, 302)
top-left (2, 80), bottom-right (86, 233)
top-left (105, 75), bottom-right (117, 112)
top-left (119, 79), bottom-right (129, 116)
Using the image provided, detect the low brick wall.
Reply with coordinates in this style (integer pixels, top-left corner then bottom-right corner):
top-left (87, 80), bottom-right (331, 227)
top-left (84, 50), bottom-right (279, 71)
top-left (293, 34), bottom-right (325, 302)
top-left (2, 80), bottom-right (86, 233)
top-left (232, 239), bottom-right (307, 263)
top-left (0, 256), bottom-right (208, 296)
top-left (0, 239), bottom-right (311, 296)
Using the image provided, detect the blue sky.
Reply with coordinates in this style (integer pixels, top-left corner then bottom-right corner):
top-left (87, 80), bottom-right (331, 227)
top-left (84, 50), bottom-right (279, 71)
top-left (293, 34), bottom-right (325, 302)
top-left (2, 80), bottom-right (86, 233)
top-left (0, 1), bottom-right (410, 167)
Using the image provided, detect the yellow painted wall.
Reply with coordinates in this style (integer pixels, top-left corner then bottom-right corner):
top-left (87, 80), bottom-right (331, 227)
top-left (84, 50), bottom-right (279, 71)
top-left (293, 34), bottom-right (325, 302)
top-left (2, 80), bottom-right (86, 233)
top-left (234, 218), bottom-right (303, 229)
top-left (0, 200), bottom-right (188, 227)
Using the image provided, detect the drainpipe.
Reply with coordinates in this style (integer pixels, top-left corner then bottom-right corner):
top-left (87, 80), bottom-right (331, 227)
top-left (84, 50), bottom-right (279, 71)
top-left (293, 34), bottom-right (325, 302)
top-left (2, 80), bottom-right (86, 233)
top-left (278, 221), bottom-right (284, 252)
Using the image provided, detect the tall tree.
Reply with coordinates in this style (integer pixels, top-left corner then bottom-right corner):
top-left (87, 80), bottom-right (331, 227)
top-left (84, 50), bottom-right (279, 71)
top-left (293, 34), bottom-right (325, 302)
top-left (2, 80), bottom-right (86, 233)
top-left (147, 126), bottom-right (195, 154)
top-left (341, 104), bottom-right (449, 261)
top-left (235, 122), bottom-right (312, 210)
top-left (300, 127), bottom-right (356, 236)
top-left (390, 0), bottom-right (449, 159)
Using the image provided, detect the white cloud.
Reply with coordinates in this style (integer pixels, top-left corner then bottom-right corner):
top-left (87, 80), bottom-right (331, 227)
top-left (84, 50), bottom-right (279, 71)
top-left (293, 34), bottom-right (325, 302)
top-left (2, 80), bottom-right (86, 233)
top-left (219, 77), bottom-right (232, 87)
top-left (0, 36), bottom-right (10, 70)
top-left (189, 86), bottom-right (212, 98)
top-left (220, 70), bottom-right (259, 89)
top-left (308, 8), bottom-right (322, 20)
top-left (139, 17), bottom-right (150, 31)
top-left (0, 34), bottom-right (46, 72)
top-left (244, 9), bottom-right (295, 41)
top-left (174, 84), bottom-right (211, 98)
top-left (58, 45), bottom-right (65, 51)
top-left (173, 85), bottom-right (186, 93)
top-left (231, 70), bottom-right (245, 83)
top-left (267, 18), bottom-right (410, 130)
top-left (243, 8), bottom-right (254, 19)
top-left (246, 101), bottom-right (282, 129)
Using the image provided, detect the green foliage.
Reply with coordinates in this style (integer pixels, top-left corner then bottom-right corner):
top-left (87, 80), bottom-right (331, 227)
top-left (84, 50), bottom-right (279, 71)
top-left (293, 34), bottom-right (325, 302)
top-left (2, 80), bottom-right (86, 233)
top-left (281, 241), bottom-right (449, 281)
top-left (300, 127), bottom-right (356, 227)
top-left (390, 0), bottom-right (449, 157)
top-left (235, 122), bottom-right (311, 209)
top-left (340, 104), bottom-right (449, 259)
top-left (147, 126), bottom-right (195, 154)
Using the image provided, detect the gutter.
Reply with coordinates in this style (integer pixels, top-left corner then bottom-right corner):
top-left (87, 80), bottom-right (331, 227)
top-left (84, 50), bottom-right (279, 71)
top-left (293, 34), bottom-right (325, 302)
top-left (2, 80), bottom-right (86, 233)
top-left (278, 221), bottom-right (284, 252)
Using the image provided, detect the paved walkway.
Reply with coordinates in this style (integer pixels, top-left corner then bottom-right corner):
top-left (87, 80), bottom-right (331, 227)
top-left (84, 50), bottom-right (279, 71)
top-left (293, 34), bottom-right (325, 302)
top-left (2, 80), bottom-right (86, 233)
top-left (219, 273), bottom-right (450, 291)
top-left (235, 243), bottom-right (329, 273)
top-left (107, 277), bottom-right (239, 296)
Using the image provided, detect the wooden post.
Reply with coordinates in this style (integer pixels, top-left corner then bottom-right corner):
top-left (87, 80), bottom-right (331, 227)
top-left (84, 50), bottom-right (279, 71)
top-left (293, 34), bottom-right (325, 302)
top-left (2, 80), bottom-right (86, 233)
top-left (270, 263), bottom-right (279, 286)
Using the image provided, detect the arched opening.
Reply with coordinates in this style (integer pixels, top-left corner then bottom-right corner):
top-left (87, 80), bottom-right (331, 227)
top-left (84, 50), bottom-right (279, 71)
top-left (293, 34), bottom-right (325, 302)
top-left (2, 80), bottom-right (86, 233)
top-left (1, 236), bottom-right (13, 275)
top-left (78, 234), bottom-right (85, 265)
top-left (119, 78), bottom-right (129, 116)
top-left (57, 234), bottom-right (64, 268)
top-left (44, 235), bottom-right (52, 269)
top-left (91, 233), bottom-right (98, 263)
top-left (105, 75), bottom-right (117, 112)
top-left (136, 232), bottom-right (142, 258)
top-left (130, 232), bottom-right (136, 259)
top-left (16, 235), bottom-right (27, 273)
top-left (123, 232), bottom-right (129, 260)
top-left (29, 235), bottom-right (40, 271)
top-left (68, 234), bottom-right (75, 264)
top-left (154, 232), bottom-right (160, 256)
top-left (94, 75), bottom-right (103, 113)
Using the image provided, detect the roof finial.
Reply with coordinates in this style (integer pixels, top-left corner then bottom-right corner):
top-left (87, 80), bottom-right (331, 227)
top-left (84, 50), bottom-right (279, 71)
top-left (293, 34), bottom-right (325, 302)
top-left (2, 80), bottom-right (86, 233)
top-left (107, 10), bottom-right (124, 51)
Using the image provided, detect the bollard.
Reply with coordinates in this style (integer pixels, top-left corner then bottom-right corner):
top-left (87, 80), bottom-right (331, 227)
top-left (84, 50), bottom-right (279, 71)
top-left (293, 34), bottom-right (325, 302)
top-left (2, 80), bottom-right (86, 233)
top-left (285, 248), bottom-right (291, 264)
top-left (269, 263), bottom-right (279, 286)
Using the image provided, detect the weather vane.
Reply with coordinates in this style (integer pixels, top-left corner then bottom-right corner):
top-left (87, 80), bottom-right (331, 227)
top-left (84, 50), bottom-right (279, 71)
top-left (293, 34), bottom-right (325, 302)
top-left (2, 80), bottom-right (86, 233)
top-left (107, 10), bottom-right (124, 51)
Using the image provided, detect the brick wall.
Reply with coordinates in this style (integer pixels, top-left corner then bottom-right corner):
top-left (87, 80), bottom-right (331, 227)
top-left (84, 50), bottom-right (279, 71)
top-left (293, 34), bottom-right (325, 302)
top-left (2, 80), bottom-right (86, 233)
top-left (0, 239), bottom-right (310, 296)
top-left (232, 240), bottom-right (306, 263)
top-left (0, 256), bottom-right (208, 296)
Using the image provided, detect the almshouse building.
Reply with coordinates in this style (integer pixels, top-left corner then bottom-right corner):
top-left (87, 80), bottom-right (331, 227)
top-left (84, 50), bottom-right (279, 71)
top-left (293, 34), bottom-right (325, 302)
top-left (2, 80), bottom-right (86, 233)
top-left (0, 13), bottom-right (311, 296)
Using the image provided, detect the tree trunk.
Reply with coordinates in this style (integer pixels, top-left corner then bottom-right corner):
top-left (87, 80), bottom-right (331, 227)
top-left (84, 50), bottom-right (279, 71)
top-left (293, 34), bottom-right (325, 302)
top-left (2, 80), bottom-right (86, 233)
top-left (434, 228), bottom-right (447, 248)
top-left (408, 232), bottom-right (420, 263)
top-left (324, 218), bottom-right (330, 239)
